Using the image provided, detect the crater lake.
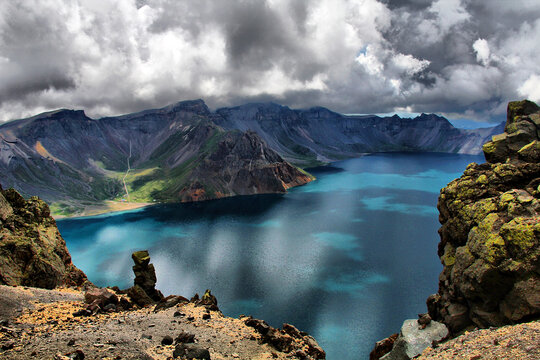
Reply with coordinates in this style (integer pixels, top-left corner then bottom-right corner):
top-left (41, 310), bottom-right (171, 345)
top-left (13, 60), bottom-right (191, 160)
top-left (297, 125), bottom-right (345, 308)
top-left (57, 152), bottom-right (484, 360)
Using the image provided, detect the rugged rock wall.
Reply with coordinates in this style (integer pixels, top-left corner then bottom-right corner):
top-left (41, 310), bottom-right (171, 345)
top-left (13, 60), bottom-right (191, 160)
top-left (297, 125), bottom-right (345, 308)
top-left (427, 100), bottom-right (540, 334)
top-left (0, 185), bottom-right (88, 288)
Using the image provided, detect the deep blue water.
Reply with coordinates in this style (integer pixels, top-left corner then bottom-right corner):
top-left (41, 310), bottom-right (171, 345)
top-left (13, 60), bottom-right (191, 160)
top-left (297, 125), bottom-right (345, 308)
top-left (57, 152), bottom-right (483, 360)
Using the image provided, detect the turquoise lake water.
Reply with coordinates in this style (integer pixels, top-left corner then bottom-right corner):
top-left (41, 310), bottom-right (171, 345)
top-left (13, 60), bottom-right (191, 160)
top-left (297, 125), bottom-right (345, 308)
top-left (57, 152), bottom-right (484, 360)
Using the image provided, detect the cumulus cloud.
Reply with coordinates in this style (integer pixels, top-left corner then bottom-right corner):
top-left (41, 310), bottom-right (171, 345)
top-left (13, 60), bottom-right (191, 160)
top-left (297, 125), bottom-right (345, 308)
top-left (0, 0), bottom-right (539, 123)
top-left (472, 39), bottom-right (491, 66)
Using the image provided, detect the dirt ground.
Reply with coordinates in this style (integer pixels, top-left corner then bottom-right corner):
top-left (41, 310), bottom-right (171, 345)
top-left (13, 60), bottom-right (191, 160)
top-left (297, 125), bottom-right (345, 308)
top-left (418, 320), bottom-right (540, 360)
top-left (0, 285), bottom-right (309, 360)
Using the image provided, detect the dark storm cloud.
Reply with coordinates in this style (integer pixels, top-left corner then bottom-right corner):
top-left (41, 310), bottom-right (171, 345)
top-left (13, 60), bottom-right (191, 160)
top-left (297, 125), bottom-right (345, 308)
top-left (382, 0), bottom-right (432, 10)
top-left (0, 0), bottom-right (539, 123)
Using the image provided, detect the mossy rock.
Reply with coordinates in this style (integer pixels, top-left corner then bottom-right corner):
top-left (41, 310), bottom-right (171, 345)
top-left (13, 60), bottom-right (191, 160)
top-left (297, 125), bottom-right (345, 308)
top-left (468, 213), bottom-right (508, 265)
top-left (132, 250), bottom-right (151, 266)
top-left (518, 140), bottom-right (540, 162)
top-left (483, 140), bottom-right (508, 164)
top-left (500, 217), bottom-right (539, 260)
top-left (506, 100), bottom-right (540, 128)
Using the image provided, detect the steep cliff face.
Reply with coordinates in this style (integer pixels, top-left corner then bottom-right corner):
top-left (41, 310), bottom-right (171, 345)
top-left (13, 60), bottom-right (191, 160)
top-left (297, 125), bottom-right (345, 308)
top-left (178, 131), bottom-right (313, 202)
top-left (427, 100), bottom-right (540, 334)
top-left (0, 184), bottom-right (88, 288)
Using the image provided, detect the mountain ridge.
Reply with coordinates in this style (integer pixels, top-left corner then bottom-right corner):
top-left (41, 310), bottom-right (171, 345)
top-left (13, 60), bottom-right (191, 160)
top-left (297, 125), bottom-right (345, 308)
top-left (0, 99), bottom-right (503, 216)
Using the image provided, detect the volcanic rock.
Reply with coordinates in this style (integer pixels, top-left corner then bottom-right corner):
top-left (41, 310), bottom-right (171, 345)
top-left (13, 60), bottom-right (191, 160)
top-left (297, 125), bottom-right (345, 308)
top-left (243, 316), bottom-right (326, 359)
top-left (0, 185), bottom-right (88, 289)
top-left (173, 343), bottom-right (211, 359)
top-left (428, 100), bottom-right (540, 334)
top-left (127, 250), bottom-right (163, 305)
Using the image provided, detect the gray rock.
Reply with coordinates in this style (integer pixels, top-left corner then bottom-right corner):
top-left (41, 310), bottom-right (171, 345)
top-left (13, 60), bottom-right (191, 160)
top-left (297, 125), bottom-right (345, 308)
top-left (381, 319), bottom-right (448, 360)
top-left (173, 343), bottom-right (211, 359)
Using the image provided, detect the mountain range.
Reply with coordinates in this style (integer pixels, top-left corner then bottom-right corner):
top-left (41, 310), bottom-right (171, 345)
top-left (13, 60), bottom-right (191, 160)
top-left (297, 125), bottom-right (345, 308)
top-left (0, 99), bottom-right (503, 215)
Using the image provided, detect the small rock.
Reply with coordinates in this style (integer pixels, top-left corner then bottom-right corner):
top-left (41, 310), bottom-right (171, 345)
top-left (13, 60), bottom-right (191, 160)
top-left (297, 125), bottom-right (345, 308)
top-left (418, 313), bottom-right (432, 329)
top-left (187, 316), bottom-right (195, 321)
top-left (173, 311), bottom-right (185, 317)
top-left (232, 353), bottom-right (240, 358)
top-left (66, 350), bottom-right (85, 360)
top-left (202, 313), bottom-right (211, 320)
top-left (2, 340), bottom-right (15, 350)
top-left (67, 338), bottom-right (76, 346)
top-left (162, 335), bottom-right (174, 345)
top-left (142, 334), bottom-right (153, 340)
top-left (92, 343), bottom-right (105, 348)
top-left (72, 309), bottom-right (92, 317)
top-left (173, 344), bottom-right (211, 359)
top-left (175, 331), bottom-right (196, 344)
top-left (155, 295), bottom-right (189, 312)
top-left (103, 303), bottom-right (117, 312)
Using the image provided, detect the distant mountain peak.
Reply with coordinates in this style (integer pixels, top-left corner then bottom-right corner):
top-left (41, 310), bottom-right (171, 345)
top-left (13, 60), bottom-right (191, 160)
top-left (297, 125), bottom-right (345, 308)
top-left (163, 99), bottom-right (210, 114)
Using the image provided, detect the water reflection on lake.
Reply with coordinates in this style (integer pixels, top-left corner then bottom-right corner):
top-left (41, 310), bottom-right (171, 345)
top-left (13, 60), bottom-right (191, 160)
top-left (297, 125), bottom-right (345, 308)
top-left (58, 152), bottom-right (483, 359)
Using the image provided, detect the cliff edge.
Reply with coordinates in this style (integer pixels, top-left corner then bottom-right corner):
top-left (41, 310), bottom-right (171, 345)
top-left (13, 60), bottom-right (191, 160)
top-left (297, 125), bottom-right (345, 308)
top-left (428, 100), bottom-right (539, 333)
top-left (0, 185), bottom-right (88, 288)
top-left (372, 100), bottom-right (540, 360)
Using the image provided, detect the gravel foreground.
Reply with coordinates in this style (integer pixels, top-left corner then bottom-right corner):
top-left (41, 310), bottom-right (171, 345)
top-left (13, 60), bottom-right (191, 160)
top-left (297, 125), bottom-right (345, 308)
top-left (0, 285), bottom-right (314, 360)
top-left (418, 320), bottom-right (540, 360)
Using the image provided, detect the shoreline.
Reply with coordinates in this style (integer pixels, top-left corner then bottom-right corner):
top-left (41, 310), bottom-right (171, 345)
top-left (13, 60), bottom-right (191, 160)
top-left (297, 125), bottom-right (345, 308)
top-left (52, 200), bottom-right (154, 220)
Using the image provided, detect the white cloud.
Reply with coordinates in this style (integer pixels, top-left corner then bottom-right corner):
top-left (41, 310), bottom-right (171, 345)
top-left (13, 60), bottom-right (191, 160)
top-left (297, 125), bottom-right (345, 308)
top-left (518, 74), bottom-right (540, 102)
top-left (472, 38), bottom-right (491, 66)
top-left (0, 0), bottom-right (539, 122)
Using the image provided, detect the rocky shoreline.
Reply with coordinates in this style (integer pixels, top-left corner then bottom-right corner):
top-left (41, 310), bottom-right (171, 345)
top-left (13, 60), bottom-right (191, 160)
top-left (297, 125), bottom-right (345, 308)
top-left (0, 251), bottom-right (325, 360)
top-left (371, 100), bottom-right (540, 359)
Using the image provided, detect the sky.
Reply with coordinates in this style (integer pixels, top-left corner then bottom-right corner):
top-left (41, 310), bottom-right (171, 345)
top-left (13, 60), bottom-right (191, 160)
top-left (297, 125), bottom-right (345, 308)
top-left (0, 0), bottom-right (539, 124)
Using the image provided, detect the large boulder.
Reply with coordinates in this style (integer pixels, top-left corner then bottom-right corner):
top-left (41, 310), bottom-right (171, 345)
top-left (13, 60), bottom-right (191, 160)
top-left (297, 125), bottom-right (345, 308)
top-left (381, 320), bottom-right (449, 360)
top-left (0, 186), bottom-right (89, 289)
top-left (428, 100), bottom-right (540, 334)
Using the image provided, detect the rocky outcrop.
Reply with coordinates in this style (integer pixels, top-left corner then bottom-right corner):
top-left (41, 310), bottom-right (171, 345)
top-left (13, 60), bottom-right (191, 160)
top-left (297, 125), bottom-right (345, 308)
top-left (427, 100), bottom-right (540, 334)
top-left (0, 185), bottom-right (88, 289)
top-left (243, 316), bottom-right (326, 359)
top-left (178, 130), bottom-right (313, 202)
top-left (126, 250), bottom-right (164, 307)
